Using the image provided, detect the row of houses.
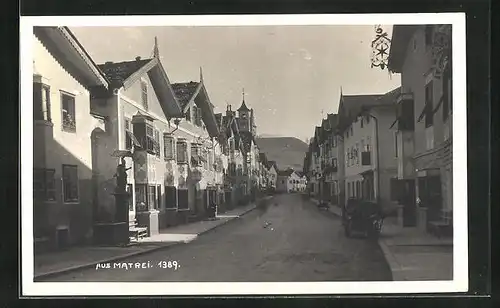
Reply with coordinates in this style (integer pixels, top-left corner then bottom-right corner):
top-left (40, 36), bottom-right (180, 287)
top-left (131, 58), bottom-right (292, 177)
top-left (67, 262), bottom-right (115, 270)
top-left (303, 24), bottom-right (452, 237)
top-left (32, 26), bottom-right (281, 250)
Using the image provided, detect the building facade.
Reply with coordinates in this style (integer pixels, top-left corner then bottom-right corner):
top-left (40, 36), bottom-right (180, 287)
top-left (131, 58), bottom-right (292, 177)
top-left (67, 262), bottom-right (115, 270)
top-left (338, 89), bottom-right (400, 214)
top-left (388, 25), bottom-right (453, 233)
top-left (33, 27), bottom-right (111, 249)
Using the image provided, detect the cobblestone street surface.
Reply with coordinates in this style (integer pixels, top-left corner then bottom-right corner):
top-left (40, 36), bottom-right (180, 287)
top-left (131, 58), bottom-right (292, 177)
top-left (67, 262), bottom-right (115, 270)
top-left (40, 194), bottom-right (392, 282)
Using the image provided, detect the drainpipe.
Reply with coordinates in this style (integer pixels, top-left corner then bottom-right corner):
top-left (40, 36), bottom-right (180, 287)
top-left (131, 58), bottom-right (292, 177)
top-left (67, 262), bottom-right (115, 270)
top-left (169, 118), bottom-right (181, 134)
top-left (367, 112), bottom-right (381, 205)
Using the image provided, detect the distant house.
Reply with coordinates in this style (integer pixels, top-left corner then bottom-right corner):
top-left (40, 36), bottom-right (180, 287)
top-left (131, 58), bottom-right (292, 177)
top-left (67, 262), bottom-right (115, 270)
top-left (267, 160), bottom-right (278, 190)
top-left (276, 169), bottom-right (305, 193)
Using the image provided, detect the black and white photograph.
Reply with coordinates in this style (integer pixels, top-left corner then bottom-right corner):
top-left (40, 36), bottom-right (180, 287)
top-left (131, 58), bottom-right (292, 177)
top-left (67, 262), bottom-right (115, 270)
top-left (21, 14), bottom-right (467, 296)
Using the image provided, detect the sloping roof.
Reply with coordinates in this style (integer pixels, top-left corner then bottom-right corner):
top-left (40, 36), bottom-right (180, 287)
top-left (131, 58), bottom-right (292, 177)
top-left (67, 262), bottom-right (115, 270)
top-left (171, 82), bottom-right (200, 110)
top-left (34, 26), bottom-right (110, 90)
top-left (295, 171), bottom-right (304, 178)
top-left (98, 59), bottom-right (152, 84)
top-left (388, 25), bottom-right (419, 73)
top-left (267, 160), bottom-right (277, 170)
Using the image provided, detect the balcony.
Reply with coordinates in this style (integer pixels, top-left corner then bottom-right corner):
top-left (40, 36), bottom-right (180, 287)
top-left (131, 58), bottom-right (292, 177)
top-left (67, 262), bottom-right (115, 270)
top-left (361, 151), bottom-right (371, 166)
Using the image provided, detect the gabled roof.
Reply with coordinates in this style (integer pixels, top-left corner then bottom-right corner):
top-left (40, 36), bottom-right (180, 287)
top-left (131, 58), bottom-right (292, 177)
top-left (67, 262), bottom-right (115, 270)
top-left (33, 26), bottom-right (110, 91)
top-left (97, 56), bottom-right (184, 118)
top-left (267, 160), bottom-right (277, 170)
top-left (98, 59), bottom-right (152, 85)
top-left (388, 25), bottom-right (419, 73)
top-left (171, 82), bottom-right (200, 110)
top-left (338, 87), bottom-right (400, 130)
top-left (295, 171), bottom-right (304, 178)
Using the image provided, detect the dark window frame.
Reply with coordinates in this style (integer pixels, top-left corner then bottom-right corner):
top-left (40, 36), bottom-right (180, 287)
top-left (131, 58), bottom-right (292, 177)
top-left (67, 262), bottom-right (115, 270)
top-left (165, 186), bottom-right (178, 209)
top-left (61, 91), bottom-right (76, 133)
top-left (163, 134), bottom-right (175, 160)
top-left (177, 188), bottom-right (189, 210)
top-left (442, 66), bottom-right (452, 122)
top-left (62, 164), bottom-right (79, 203)
top-left (176, 141), bottom-right (188, 164)
top-left (34, 168), bottom-right (56, 201)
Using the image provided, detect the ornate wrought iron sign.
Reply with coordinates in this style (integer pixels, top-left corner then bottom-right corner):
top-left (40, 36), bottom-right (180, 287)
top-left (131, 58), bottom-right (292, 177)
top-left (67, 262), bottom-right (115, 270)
top-left (370, 25), bottom-right (391, 70)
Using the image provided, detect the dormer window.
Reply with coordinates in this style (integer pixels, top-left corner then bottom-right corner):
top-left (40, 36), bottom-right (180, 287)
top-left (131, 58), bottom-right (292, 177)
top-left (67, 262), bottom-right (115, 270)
top-left (141, 79), bottom-right (148, 110)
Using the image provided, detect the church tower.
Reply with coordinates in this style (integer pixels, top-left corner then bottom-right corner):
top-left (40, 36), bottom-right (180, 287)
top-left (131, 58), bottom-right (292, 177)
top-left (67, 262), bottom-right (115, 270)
top-left (237, 88), bottom-right (251, 133)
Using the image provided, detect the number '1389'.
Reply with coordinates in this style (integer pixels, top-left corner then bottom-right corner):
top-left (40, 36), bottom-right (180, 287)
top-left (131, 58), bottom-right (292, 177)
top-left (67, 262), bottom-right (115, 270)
top-left (158, 261), bottom-right (180, 270)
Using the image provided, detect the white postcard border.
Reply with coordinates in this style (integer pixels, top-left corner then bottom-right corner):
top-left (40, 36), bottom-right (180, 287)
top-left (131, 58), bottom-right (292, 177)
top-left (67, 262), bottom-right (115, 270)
top-left (20, 13), bottom-right (468, 296)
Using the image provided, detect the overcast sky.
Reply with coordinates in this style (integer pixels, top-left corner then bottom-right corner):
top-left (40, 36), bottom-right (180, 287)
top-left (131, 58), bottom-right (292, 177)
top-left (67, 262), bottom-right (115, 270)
top-left (71, 25), bottom-right (400, 142)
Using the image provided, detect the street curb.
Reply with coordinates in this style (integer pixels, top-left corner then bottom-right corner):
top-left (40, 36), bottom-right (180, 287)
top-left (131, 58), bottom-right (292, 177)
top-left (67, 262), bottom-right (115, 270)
top-left (34, 201), bottom-right (262, 281)
top-left (377, 238), bottom-right (402, 281)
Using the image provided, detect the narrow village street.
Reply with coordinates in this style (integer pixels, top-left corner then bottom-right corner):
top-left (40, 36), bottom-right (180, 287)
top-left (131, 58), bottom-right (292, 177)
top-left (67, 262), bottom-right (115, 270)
top-left (39, 194), bottom-right (392, 282)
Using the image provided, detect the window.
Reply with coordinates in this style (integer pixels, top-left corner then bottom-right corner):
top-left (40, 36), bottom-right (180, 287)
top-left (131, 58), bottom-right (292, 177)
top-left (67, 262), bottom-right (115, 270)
top-left (148, 185), bottom-right (157, 210)
top-left (332, 158), bottom-right (337, 169)
top-left (127, 184), bottom-right (134, 211)
top-left (163, 134), bottom-right (175, 160)
top-left (154, 129), bottom-right (161, 158)
top-left (33, 82), bottom-right (51, 122)
top-left (185, 107), bottom-right (191, 122)
top-left (177, 141), bottom-right (188, 163)
top-left (347, 182), bottom-right (351, 197)
top-left (191, 144), bottom-right (202, 167)
top-left (425, 81), bottom-right (434, 128)
top-left (165, 186), bottom-right (177, 209)
top-left (360, 118), bottom-right (364, 128)
top-left (141, 79), bottom-right (148, 110)
top-left (365, 115), bottom-right (370, 124)
top-left (125, 118), bottom-right (133, 150)
top-left (157, 185), bottom-right (162, 209)
top-left (350, 126), bottom-right (353, 136)
top-left (33, 168), bottom-right (56, 201)
top-left (135, 184), bottom-right (147, 211)
top-left (398, 99), bottom-right (415, 131)
top-left (62, 165), bottom-right (78, 202)
top-left (178, 189), bottom-right (189, 210)
top-left (143, 124), bottom-right (157, 155)
top-left (61, 92), bottom-right (76, 132)
top-left (394, 131), bottom-right (398, 157)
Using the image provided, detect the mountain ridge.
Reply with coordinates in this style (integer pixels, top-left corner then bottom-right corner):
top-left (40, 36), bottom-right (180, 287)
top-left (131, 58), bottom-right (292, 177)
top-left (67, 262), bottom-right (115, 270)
top-left (255, 137), bottom-right (308, 171)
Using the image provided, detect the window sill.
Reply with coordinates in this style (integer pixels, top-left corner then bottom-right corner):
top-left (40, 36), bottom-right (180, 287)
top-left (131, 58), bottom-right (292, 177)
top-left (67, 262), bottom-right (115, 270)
top-left (177, 162), bottom-right (188, 165)
top-left (63, 201), bottom-right (79, 204)
top-left (177, 208), bottom-right (190, 212)
top-left (62, 128), bottom-right (77, 134)
top-left (165, 207), bottom-right (178, 211)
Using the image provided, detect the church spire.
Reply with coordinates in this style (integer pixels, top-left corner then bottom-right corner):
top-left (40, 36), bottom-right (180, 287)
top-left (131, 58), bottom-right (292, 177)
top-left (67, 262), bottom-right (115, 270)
top-left (238, 87), bottom-right (250, 112)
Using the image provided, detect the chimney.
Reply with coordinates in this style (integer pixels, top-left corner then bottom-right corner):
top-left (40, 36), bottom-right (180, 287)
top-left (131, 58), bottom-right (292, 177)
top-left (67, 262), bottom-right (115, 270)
top-left (135, 56), bottom-right (141, 61)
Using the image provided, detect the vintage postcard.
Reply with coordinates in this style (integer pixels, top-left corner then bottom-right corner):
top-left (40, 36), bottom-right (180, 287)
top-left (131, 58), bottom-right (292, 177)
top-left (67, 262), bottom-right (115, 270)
top-left (20, 13), bottom-right (467, 296)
